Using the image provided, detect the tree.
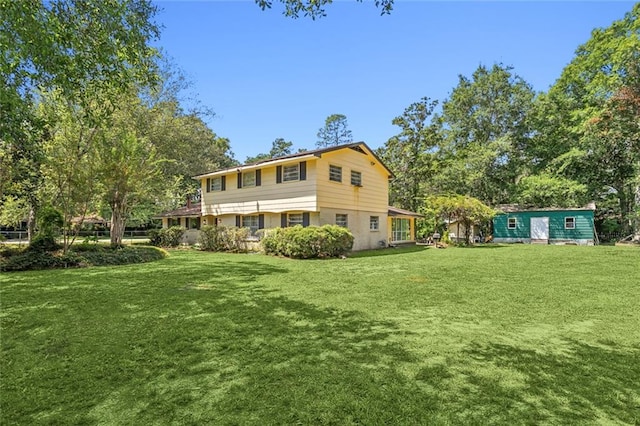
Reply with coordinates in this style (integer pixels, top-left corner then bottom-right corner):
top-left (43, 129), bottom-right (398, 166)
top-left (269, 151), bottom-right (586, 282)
top-left (316, 114), bottom-right (353, 148)
top-left (540, 4), bottom-right (640, 233)
top-left (515, 174), bottom-right (588, 208)
top-left (246, 138), bottom-right (293, 163)
top-left (423, 194), bottom-right (496, 245)
top-left (378, 97), bottom-right (440, 212)
top-left (435, 64), bottom-right (536, 205)
top-left (1, 0), bottom-right (160, 240)
top-left (254, 0), bottom-right (393, 19)
top-left (95, 95), bottom-right (164, 247)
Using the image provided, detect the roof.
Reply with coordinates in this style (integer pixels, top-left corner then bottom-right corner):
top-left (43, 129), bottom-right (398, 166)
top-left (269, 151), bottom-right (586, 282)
top-left (497, 204), bottom-right (596, 214)
top-left (154, 202), bottom-right (202, 218)
top-left (193, 142), bottom-right (394, 179)
top-left (388, 206), bottom-right (423, 218)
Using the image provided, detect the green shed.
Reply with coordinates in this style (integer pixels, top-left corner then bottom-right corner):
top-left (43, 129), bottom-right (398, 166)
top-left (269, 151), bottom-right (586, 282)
top-left (493, 206), bottom-right (596, 245)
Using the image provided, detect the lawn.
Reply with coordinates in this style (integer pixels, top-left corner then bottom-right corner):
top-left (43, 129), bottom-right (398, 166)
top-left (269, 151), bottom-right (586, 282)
top-left (1, 245), bottom-right (639, 424)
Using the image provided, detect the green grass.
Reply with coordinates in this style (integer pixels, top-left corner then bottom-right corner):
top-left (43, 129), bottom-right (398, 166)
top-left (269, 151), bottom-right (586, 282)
top-left (2, 245), bottom-right (639, 424)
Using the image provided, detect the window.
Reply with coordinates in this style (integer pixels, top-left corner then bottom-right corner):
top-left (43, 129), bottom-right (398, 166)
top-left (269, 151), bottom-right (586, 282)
top-left (508, 218), bottom-right (517, 229)
top-left (242, 215), bottom-right (260, 235)
top-left (283, 164), bottom-right (299, 182)
top-left (288, 213), bottom-right (304, 227)
top-left (336, 214), bottom-right (348, 227)
top-left (370, 216), bottom-right (379, 231)
top-left (351, 170), bottom-right (362, 186)
top-left (329, 165), bottom-right (342, 182)
top-left (391, 218), bottom-right (411, 242)
top-left (565, 217), bottom-right (576, 229)
top-left (211, 177), bottom-right (222, 191)
top-left (242, 171), bottom-right (256, 187)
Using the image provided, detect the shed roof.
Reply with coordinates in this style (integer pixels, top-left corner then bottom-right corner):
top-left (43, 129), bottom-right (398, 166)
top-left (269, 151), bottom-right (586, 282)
top-left (388, 206), bottom-right (423, 218)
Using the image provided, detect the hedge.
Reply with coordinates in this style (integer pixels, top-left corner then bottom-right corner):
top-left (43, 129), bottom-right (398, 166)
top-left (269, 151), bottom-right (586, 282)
top-left (261, 225), bottom-right (354, 259)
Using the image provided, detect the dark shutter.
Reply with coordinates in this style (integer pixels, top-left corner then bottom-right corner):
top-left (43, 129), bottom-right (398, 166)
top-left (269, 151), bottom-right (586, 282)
top-left (177, 218), bottom-right (181, 226)
top-left (276, 165), bottom-right (282, 184)
top-left (206, 178), bottom-right (211, 193)
top-left (300, 161), bottom-right (307, 181)
top-left (235, 215), bottom-right (241, 227)
top-left (302, 212), bottom-right (310, 227)
top-left (196, 217), bottom-right (201, 229)
top-left (281, 213), bottom-right (287, 227)
top-left (237, 172), bottom-right (242, 189)
top-left (258, 214), bottom-right (264, 229)
top-left (221, 175), bottom-right (226, 191)
top-left (256, 169), bottom-right (261, 186)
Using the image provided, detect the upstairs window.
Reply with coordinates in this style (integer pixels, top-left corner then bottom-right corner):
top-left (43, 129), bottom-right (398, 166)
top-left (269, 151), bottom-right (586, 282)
top-left (336, 214), bottom-right (348, 227)
top-left (242, 171), bottom-right (256, 187)
top-left (565, 217), bottom-right (576, 229)
top-left (351, 170), bottom-right (362, 186)
top-left (211, 177), bottom-right (222, 191)
top-left (283, 164), bottom-right (299, 182)
top-left (508, 218), bottom-right (516, 229)
top-left (329, 165), bottom-right (342, 182)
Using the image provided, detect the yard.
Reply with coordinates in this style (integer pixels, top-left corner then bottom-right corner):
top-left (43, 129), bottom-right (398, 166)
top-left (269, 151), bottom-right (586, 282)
top-left (1, 245), bottom-right (639, 424)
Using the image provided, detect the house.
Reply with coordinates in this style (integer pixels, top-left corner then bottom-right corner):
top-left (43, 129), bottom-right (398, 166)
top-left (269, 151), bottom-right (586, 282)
top-left (446, 219), bottom-right (482, 244)
top-left (493, 206), bottom-right (597, 245)
top-left (158, 142), bottom-right (421, 250)
top-left (155, 200), bottom-right (202, 244)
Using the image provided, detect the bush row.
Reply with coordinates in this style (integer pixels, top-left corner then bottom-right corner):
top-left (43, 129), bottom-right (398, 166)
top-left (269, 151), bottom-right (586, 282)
top-left (198, 225), bottom-right (251, 252)
top-left (261, 225), bottom-right (354, 259)
top-left (0, 245), bottom-right (167, 272)
top-left (148, 226), bottom-right (185, 247)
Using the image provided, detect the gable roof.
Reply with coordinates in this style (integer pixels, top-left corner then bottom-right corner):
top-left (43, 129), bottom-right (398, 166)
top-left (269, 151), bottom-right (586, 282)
top-left (193, 142), bottom-right (394, 179)
top-left (496, 204), bottom-right (596, 214)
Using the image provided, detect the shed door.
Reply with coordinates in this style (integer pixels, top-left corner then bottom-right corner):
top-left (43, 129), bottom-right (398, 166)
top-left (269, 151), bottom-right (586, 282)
top-left (530, 217), bottom-right (549, 240)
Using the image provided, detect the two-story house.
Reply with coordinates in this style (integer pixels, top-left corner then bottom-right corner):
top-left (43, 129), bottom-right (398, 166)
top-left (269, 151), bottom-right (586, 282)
top-left (157, 142), bottom-right (421, 250)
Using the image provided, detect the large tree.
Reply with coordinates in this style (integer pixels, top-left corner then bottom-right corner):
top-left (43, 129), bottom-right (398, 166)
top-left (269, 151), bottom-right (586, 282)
top-left (435, 64), bottom-right (536, 206)
top-left (316, 114), bottom-right (353, 148)
top-left (539, 4), bottom-right (640, 232)
top-left (378, 97), bottom-right (440, 212)
top-left (0, 0), bottom-right (160, 239)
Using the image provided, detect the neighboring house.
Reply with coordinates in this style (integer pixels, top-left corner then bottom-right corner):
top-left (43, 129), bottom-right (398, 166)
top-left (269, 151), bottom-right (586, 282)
top-left (493, 206), bottom-right (597, 245)
top-left (158, 142), bottom-right (421, 250)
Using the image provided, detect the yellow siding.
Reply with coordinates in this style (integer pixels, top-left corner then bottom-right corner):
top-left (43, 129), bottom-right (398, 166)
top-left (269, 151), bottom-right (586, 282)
top-left (200, 161), bottom-right (318, 215)
top-left (316, 148), bottom-right (389, 214)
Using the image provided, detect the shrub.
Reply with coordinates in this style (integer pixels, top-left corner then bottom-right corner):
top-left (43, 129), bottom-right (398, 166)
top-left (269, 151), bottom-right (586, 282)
top-left (26, 234), bottom-right (61, 253)
top-left (75, 246), bottom-right (167, 266)
top-left (148, 226), bottom-right (185, 247)
top-left (0, 245), bottom-right (167, 272)
top-left (262, 225), bottom-right (354, 259)
top-left (198, 225), bottom-right (250, 252)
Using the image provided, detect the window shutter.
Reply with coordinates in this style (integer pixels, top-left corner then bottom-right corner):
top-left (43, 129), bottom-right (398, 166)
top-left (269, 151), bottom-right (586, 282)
top-left (276, 166), bottom-right (282, 184)
top-left (302, 212), bottom-right (310, 227)
top-left (196, 217), bottom-right (201, 229)
top-left (221, 176), bottom-right (226, 191)
top-left (237, 172), bottom-right (242, 189)
top-left (256, 169), bottom-right (261, 186)
top-left (206, 178), bottom-right (211, 193)
top-left (235, 215), bottom-right (241, 227)
top-left (300, 161), bottom-right (307, 181)
top-left (258, 214), bottom-right (264, 229)
top-left (177, 218), bottom-right (181, 226)
top-left (281, 213), bottom-right (287, 227)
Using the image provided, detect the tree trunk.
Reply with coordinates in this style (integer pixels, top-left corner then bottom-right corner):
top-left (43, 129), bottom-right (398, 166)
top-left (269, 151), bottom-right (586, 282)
top-left (27, 206), bottom-right (36, 242)
top-left (110, 196), bottom-right (127, 247)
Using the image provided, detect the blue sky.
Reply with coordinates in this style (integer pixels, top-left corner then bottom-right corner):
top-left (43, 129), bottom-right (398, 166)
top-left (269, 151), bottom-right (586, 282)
top-left (154, 1), bottom-right (634, 162)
